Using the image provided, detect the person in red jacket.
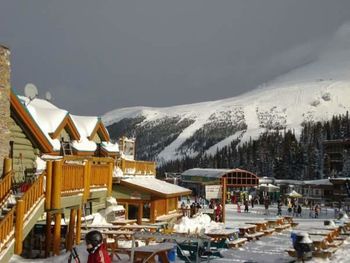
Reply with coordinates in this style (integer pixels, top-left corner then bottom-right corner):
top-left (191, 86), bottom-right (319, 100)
top-left (85, 230), bottom-right (111, 263)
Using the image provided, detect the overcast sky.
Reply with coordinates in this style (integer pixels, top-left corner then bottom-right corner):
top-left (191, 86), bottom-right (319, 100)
top-left (1, 1), bottom-right (350, 115)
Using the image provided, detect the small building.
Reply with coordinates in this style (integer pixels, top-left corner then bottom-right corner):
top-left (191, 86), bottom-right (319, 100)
top-left (113, 176), bottom-right (191, 224)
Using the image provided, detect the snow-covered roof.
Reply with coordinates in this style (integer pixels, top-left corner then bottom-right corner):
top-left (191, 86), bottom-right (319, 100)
top-left (182, 168), bottom-right (257, 179)
top-left (17, 95), bottom-right (118, 154)
top-left (71, 115), bottom-right (99, 138)
top-left (120, 177), bottom-right (191, 197)
top-left (102, 141), bottom-right (119, 153)
top-left (303, 179), bottom-right (332, 186)
top-left (182, 168), bottom-right (234, 178)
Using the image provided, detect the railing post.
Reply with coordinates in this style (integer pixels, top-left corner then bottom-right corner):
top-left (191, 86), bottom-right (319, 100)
top-left (45, 161), bottom-right (53, 210)
top-left (51, 160), bottom-right (62, 210)
top-left (108, 161), bottom-right (113, 196)
top-left (14, 200), bottom-right (24, 254)
top-left (83, 160), bottom-right (91, 202)
top-left (76, 207), bottom-right (82, 245)
top-left (3, 157), bottom-right (12, 177)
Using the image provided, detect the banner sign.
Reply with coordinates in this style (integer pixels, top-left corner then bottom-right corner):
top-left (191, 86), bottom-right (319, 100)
top-left (205, 185), bottom-right (222, 200)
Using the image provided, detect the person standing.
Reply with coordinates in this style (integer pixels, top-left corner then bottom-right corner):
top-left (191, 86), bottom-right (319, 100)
top-left (244, 199), bottom-right (249, 213)
top-left (297, 204), bottom-right (302, 217)
top-left (85, 230), bottom-right (111, 263)
top-left (277, 200), bottom-right (282, 216)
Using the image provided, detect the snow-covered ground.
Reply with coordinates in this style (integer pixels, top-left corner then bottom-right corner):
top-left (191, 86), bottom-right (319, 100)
top-left (9, 204), bottom-right (349, 262)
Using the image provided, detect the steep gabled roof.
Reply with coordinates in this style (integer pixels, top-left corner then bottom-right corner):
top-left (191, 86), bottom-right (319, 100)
top-left (15, 92), bottom-right (119, 155)
top-left (49, 114), bottom-right (81, 141)
top-left (89, 119), bottom-right (110, 142)
top-left (10, 92), bottom-right (53, 153)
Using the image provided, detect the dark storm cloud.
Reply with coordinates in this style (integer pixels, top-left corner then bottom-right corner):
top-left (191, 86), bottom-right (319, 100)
top-left (1, 1), bottom-right (350, 115)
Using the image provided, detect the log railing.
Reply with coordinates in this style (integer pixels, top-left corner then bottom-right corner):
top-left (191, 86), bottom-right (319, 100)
top-left (21, 173), bottom-right (44, 217)
top-left (120, 159), bottom-right (156, 175)
top-left (0, 171), bottom-right (12, 204)
top-left (61, 162), bottom-right (85, 193)
top-left (0, 206), bottom-right (15, 250)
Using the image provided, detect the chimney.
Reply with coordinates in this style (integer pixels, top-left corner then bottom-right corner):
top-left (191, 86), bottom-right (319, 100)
top-left (0, 45), bottom-right (11, 174)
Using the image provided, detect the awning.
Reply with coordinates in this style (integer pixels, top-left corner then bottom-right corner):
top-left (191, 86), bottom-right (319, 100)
top-left (259, 184), bottom-right (280, 192)
top-left (287, 190), bottom-right (302, 198)
top-left (120, 177), bottom-right (192, 198)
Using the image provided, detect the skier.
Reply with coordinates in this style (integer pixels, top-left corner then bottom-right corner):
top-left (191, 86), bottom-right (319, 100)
top-left (85, 230), bottom-right (111, 263)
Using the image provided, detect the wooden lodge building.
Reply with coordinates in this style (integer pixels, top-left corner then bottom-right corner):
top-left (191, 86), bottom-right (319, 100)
top-left (0, 45), bottom-right (190, 261)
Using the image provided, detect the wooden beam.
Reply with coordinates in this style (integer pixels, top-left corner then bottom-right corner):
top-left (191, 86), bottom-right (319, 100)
top-left (53, 213), bottom-right (62, 255)
top-left (150, 200), bottom-right (155, 223)
top-left (45, 212), bottom-right (52, 257)
top-left (45, 161), bottom-right (53, 210)
top-left (108, 161), bottom-right (113, 196)
top-left (51, 160), bottom-right (62, 209)
top-left (66, 208), bottom-right (76, 251)
top-left (222, 177), bottom-right (227, 223)
top-left (137, 203), bottom-right (143, 225)
top-left (76, 208), bottom-right (82, 245)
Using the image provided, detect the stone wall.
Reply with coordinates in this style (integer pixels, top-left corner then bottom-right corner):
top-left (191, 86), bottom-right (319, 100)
top-left (0, 45), bottom-right (11, 174)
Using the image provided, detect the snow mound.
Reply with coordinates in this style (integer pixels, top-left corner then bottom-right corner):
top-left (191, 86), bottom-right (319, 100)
top-left (173, 213), bottom-right (224, 234)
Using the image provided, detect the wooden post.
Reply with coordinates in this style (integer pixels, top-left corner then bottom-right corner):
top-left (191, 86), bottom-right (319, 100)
top-left (125, 203), bottom-right (129, 219)
top-left (3, 157), bottom-right (12, 177)
top-left (137, 203), bottom-right (143, 225)
top-left (108, 161), bottom-right (114, 196)
top-left (150, 200), bottom-right (155, 223)
top-left (165, 199), bottom-right (169, 215)
top-left (14, 200), bottom-right (25, 254)
top-left (51, 160), bottom-right (62, 209)
top-left (83, 160), bottom-right (91, 202)
top-left (66, 209), bottom-right (76, 251)
top-left (76, 208), bottom-right (82, 245)
top-left (53, 213), bottom-right (62, 255)
top-left (222, 177), bottom-right (227, 223)
top-left (45, 161), bottom-right (53, 210)
top-left (45, 212), bottom-right (52, 257)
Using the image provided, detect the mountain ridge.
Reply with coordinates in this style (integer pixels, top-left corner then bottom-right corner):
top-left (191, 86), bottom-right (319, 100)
top-left (103, 23), bottom-right (350, 163)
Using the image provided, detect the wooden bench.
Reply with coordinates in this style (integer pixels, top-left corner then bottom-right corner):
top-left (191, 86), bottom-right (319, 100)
top-left (228, 238), bottom-right (247, 248)
top-left (245, 232), bottom-right (264, 241)
top-left (275, 223), bottom-right (291, 232)
top-left (313, 247), bottom-right (338, 259)
top-left (327, 240), bottom-right (343, 248)
top-left (263, 228), bottom-right (275, 235)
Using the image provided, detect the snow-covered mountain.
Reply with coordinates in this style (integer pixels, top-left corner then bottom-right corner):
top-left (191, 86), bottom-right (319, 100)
top-left (103, 23), bottom-right (350, 163)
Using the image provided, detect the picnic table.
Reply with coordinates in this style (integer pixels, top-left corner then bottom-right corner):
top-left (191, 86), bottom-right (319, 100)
top-left (119, 224), bottom-right (160, 232)
top-left (238, 224), bottom-right (264, 240)
top-left (246, 221), bottom-right (268, 232)
top-left (205, 228), bottom-right (238, 240)
top-left (130, 242), bottom-right (175, 263)
top-left (111, 219), bottom-right (137, 225)
top-left (83, 224), bottom-right (121, 230)
top-left (310, 234), bottom-right (328, 251)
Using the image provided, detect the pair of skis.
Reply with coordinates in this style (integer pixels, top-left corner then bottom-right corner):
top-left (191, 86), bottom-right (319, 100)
top-left (68, 247), bottom-right (80, 263)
